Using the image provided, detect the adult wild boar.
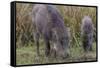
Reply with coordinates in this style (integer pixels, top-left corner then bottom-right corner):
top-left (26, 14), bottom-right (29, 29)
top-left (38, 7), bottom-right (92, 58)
top-left (32, 4), bottom-right (70, 58)
top-left (81, 16), bottom-right (94, 51)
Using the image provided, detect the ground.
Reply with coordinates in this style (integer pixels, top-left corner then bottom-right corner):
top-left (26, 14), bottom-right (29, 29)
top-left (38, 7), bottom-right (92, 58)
top-left (16, 40), bottom-right (97, 65)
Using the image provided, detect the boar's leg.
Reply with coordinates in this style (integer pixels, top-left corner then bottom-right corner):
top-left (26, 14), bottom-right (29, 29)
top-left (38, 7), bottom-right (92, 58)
top-left (44, 36), bottom-right (50, 57)
top-left (34, 32), bottom-right (40, 56)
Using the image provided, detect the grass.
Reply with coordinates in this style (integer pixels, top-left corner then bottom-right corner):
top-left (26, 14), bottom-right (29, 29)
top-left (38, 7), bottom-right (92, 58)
top-left (16, 40), bottom-right (97, 65)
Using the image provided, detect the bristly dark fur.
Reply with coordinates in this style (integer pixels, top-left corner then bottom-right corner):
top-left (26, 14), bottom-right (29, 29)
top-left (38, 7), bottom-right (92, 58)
top-left (32, 4), bottom-right (70, 58)
top-left (81, 16), bottom-right (94, 51)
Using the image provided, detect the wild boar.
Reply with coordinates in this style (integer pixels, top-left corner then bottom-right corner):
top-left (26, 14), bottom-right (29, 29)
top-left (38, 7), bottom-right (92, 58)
top-left (81, 16), bottom-right (94, 51)
top-left (32, 4), bottom-right (70, 58)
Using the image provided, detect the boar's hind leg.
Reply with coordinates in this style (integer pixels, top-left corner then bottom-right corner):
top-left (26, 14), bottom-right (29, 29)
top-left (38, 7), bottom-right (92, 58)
top-left (34, 32), bottom-right (40, 56)
top-left (44, 37), bottom-right (50, 57)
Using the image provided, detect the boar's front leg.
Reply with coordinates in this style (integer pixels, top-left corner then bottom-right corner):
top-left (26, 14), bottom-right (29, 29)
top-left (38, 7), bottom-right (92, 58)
top-left (44, 36), bottom-right (50, 57)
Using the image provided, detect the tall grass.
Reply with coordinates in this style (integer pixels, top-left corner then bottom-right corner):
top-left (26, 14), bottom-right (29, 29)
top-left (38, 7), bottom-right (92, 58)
top-left (16, 3), bottom-right (34, 48)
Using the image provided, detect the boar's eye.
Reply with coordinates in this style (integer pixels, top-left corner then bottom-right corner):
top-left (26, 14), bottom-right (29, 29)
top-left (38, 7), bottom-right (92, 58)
top-left (60, 40), bottom-right (63, 45)
top-left (60, 39), bottom-right (65, 45)
top-left (61, 37), bottom-right (68, 44)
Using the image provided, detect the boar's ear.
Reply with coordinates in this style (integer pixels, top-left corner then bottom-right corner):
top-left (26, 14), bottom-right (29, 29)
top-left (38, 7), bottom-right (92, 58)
top-left (65, 27), bottom-right (70, 39)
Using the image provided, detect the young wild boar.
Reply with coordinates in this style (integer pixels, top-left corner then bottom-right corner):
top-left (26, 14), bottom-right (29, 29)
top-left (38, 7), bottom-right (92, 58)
top-left (81, 16), bottom-right (94, 51)
top-left (32, 4), bottom-right (70, 58)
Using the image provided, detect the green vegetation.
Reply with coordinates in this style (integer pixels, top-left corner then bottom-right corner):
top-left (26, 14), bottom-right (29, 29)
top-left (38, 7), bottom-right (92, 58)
top-left (16, 41), bottom-right (96, 65)
top-left (16, 3), bottom-right (97, 65)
